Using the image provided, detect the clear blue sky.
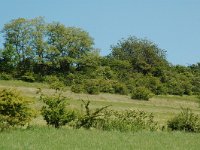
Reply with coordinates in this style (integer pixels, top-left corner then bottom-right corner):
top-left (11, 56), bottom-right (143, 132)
top-left (0, 0), bottom-right (200, 65)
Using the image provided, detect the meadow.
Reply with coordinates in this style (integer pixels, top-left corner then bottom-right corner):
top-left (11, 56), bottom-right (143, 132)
top-left (1, 127), bottom-right (200, 150)
top-left (1, 80), bottom-right (200, 150)
top-left (1, 80), bottom-right (199, 126)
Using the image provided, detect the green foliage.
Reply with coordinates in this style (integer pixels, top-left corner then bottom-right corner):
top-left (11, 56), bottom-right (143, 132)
top-left (93, 66), bottom-right (116, 80)
top-left (197, 95), bottom-right (200, 108)
top-left (111, 36), bottom-right (168, 75)
top-left (40, 92), bottom-right (75, 128)
top-left (2, 17), bottom-right (200, 97)
top-left (71, 84), bottom-right (85, 93)
top-left (131, 87), bottom-right (153, 100)
top-left (0, 88), bottom-right (34, 130)
top-left (73, 100), bottom-right (157, 132)
top-left (20, 72), bottom-right (35, 82)
top-left (167, 108), bottom-right (200, 132)
top-left (44, 75), bottom-right (65, 91)
top-left (95, 109), bottom-right (158, 132)
top-left (71, 79), bottom-right (128, 95)
top-left (98, 80), bottom-right (115, 94)
top-left (77, 51), bottom-right (101, 74)
top-left (75, 100), bottom-right (110, 129)
top-left (112, 82), bottom-right (128, 95)
top-left (64, 73), bottom-right (75, 86)
top-left (0, 73), bottom-right (13, 80)
top-left (84, 80), bottom-right (100, 95)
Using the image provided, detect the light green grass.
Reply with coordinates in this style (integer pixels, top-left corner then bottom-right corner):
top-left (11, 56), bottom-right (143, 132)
top-left (1, 80), bottom-right (200, 149)
top-left (1, 79), bottom-right (200, 126)
top-left (0, 127), bottom-right (200, 150)
top-left (0, 80), bottom-right (47, 88)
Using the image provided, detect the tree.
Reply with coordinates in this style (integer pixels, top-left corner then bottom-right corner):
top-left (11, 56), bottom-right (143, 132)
top-left (30, 17), bottom-right (48, 74)
top-left (111, 36), bottom-right (169, 75)
top-left (1, 17), bottom-right (94, 75)
top-left (46, 23), bottom-right (94, 73)
top-left (1, 18), bottom-right (33, 74)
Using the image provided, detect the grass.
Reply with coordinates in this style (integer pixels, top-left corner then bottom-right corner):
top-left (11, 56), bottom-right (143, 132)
top-left (0, 127), bottom-right (200, 150)
top-left (1, 80), bottom-right (200, 149)
top-left (1, 79), bottom-right (200, 126)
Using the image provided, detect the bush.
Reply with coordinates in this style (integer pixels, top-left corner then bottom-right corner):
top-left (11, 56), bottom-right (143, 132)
top-left (167, 108), bottom-right (200, 132)
top-left (40, 92), bottom-right (75, 128)
top-left (131, 87), bottom-right (153, 100)
top-left (84, 80), bottom-right (100, 95)
top-left (74, 100), bottom-right (110, 129)
top-left (94, 109), bottom-right (158, 132)
top-left (71, 84), bottom-right (85, 93)
top-left (21, 72), bottom-right (35, 82)
top-left (64, 73), bottom-right (75, 86)
top-left (44, 75), bottom-right (65, 91)
top-left (112, 82), bottom-right (128, 95)
top-left (0, 88), bottom-right (34, 130)
top-left (99, 80), bottom-right (115, 94)
top-left (0, 73), bottom-right (13, 80)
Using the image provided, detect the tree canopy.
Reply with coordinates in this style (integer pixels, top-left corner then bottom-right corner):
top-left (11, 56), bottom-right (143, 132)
top-left (0, 17), bottom-right (200, 97)
top-left (111, 36), bottom-right (169, 75)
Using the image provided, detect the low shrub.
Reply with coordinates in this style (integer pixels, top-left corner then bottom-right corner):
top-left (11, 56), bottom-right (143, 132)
top-left (112, 82), bottom-right (128, 95)
top-left (21, 72), bottom-right (35, 82)
top-left (40, 92), bottom-right (75, 128)
top-left (44, 75), bottom-right (65, 91)
top-left (71, 84), bottom-right (85, 93)
top-left (74, 100), bottom-right (110, 129)
top-left (0, 73), bottom-right (13, 80)
top-left (0, 88), bottom-right (35, 130)
top-left (167, 108), bottom-right (200, 132)
top-left (99, 80), bottom-right (115, 94)
top-left (84, 80), bottom-right (100, 95)
top-left (64, 73), bottom-right (75, 86)
top-left (94, 109), bottom-right (158, 132)
top-left (131, 87), bottom-right (153, 100)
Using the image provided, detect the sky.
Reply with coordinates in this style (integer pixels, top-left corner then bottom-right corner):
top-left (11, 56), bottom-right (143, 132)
top-left (0, 0), bottom-right (200, 65)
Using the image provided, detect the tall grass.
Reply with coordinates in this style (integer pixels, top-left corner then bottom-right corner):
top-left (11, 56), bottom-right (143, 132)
top-left (0, 127), bottom-right (200, 150)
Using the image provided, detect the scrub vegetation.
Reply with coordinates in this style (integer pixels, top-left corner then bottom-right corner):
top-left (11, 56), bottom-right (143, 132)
top-left (1, 17), bottom-right (200, 149)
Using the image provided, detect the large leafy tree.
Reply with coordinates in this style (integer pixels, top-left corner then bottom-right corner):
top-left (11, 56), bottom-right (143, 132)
top-left (1, 18), bottom-right (33, 73)
top-left (46, 22), bottom-right (94, 73)
top-left (111, 36), bottom-right (169, 75)
top-left (0, 17), bottom-right (94, 74)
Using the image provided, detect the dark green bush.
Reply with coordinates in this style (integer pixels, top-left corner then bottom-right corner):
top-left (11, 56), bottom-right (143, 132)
top-left (0, 88), bottom-right (35, 130)
top-left (131, 87), bottom-right (153, 100)
top-left (40, 93), bottom-right (75, 128)
top-left (167, 108), bottom-right (200, 132)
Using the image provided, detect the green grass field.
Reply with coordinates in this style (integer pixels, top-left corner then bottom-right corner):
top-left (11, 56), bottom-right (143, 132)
top-left (1, 80), bottom-right (200, 149)
top-left (1, 127), bottom-right (200, 150)
top-left (1, 80), bottom-right (199, 126)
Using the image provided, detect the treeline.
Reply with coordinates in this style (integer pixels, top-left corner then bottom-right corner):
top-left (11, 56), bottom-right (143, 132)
top-left (0, 17), bottom-right (200, 98)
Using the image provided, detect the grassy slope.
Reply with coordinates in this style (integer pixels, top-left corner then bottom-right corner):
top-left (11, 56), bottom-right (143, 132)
top-left (1, 80), bottom-right (200, 150)
top-left (0, 80), bottom-right (200, 126)
top-left (0, 127), bottom-right (200, 150)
